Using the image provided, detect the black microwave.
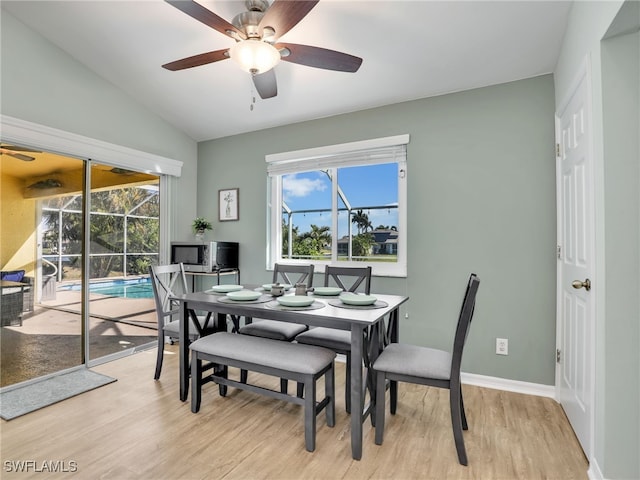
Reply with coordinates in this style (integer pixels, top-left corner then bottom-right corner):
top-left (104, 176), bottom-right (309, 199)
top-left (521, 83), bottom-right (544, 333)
top-left (170, 241), bottom-right (239, 272)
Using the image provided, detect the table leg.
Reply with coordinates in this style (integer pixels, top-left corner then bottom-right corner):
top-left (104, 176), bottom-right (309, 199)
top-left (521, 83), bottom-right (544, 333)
top-left (390, 309), bottom-right (399, 409)
top-left (179, 301), bottom-right (189, 402)
top-left (350, 324), bottom-right (365, 460)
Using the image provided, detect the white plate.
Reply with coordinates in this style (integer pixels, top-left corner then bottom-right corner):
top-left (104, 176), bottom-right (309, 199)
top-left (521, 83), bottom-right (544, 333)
top-left (226, 290), bottom-right (262, 301)
top-left (262, 283), bottom-right (292, 291)
top-left (277, 295), bottom-right (314, 307)
top-left (313, 286), bottom-right (343, 296)
top-left (208, 284), bottom-right (243, 293)
top-left (339, 293), bottom-right (377, 306)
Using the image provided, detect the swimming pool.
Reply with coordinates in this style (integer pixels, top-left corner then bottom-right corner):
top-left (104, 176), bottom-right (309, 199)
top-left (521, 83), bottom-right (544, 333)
top-left (60, 278), bottom-right (154, 299)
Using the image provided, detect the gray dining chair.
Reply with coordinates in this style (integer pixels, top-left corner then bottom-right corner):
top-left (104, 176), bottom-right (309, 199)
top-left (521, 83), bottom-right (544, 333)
top-left (372, 273), bottom-right (480, 465)
top-left (295, 265), bottom-right (372, 412)
top-left (149, 263), bottom-right (216, 380)
top-left (238, 263), bottom-right (314, 392)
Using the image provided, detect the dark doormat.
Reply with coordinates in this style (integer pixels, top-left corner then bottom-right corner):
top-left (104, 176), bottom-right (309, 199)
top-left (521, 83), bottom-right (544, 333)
top-left (0, 369), bottom-right (116, 420)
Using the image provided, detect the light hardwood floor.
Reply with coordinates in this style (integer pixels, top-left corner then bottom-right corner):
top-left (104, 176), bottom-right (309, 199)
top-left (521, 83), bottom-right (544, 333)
top-left (1, 345), bottom-right (588, 479)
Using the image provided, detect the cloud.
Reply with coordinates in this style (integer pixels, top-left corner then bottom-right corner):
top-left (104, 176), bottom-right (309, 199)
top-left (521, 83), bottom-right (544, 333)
top-left (283, 173), bottom-right (327, 199)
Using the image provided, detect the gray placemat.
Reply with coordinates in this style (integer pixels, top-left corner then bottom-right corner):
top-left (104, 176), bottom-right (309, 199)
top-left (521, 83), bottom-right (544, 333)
top-left (217, 295), bottom-right (273, 304)
top-left (327, 299), bottom-right (389, 309)
top-left (265, 300), bottom-right (326, 311)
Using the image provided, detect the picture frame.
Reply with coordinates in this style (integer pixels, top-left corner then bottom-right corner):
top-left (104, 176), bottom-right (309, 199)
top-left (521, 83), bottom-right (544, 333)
top-left (219, 188), bottom-right (239, 221)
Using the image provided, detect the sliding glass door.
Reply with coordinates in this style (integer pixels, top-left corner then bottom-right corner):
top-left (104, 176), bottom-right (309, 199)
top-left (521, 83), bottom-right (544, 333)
top-left (87, 163), bottom-right (159, 361)
top-left (1, 147), bottom-right (86, 386)
top-left (1, 146), bottom-right (161, 387)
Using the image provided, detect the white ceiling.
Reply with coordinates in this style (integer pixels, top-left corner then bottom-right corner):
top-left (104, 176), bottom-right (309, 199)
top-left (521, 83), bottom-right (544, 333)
top-left (2, 0), bottom-right (572, 142)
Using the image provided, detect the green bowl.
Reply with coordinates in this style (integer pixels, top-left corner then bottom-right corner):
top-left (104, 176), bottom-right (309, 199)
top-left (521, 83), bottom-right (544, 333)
top-left (226, 290), bottom-right (262, 301)
top-left (277, 295), bottom-right (314, 307)
top-left (339, 293), bottom-right (377, 306)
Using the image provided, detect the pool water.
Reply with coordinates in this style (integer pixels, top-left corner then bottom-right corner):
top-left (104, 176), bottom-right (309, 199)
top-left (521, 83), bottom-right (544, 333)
top-left (60, 278), bottom-right (154, 299)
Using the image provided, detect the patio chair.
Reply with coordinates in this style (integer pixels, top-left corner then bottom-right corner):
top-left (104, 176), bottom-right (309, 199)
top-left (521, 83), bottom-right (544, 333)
top-left (149, 263), bottom-right (217, 380)
top-left (238, 263), bottom-right (314, 392)
top-left (295, 266), bottom-right (372, 412)
top-left (372, 273), bottom-right (480, 465)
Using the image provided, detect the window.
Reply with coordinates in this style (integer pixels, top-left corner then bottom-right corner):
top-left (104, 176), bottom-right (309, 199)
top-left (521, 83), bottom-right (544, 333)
top-left (267, 135), bottom-right (408, 277)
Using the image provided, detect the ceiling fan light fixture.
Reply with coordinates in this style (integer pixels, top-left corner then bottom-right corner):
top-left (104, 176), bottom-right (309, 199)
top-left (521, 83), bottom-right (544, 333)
top-left (230, 39), bottom-right (280, 75)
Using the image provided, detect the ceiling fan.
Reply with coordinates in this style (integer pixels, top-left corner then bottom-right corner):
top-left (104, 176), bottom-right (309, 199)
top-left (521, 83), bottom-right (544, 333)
top-left (0, 144), bottom-right (41, 162)
top-left (162, 0), bottom-right (362, 99)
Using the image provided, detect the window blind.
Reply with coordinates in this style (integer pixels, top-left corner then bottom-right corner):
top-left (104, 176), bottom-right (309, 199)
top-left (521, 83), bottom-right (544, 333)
top-left (266, 134), bottom-right (409, 176)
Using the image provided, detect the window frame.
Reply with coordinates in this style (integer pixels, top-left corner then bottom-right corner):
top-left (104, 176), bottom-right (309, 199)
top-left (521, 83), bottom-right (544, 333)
top-left (266, 135), bottom-right (408, 277)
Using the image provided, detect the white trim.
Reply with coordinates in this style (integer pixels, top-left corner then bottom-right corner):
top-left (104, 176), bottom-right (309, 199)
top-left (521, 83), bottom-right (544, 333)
top-left (587, 457), bottom-right (604, 480)
top-left (461, 372), bottom-right (556, 399)
top-left (0, 115), bottom-right (183, 177)
top-left (265, 134), bottom-right (410, 164)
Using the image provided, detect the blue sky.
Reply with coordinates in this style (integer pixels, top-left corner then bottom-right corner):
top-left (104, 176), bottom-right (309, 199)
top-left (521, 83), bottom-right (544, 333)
top-left (282, 163), bottom-right (399, 236)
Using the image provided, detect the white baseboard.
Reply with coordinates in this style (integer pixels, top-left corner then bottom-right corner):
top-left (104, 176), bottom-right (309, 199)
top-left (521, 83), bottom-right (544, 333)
top-left (461, 372), bottom-right (556, 399)
top-left (587, 457), bottom-right (604, 480)
top-left (338, 355), bottom-right (556, 399)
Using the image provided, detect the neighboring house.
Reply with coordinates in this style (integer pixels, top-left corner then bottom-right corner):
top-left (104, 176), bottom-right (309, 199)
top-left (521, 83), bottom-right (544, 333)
top-left (337, 229), bottom-right (398, 256)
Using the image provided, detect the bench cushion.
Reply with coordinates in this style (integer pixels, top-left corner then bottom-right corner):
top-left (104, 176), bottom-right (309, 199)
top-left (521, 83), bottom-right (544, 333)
top-left (190, 332), bottom-right (335, 375)
top-left (239, 320), bottom-right (307, 341)
top-left (295, 327), bottom-right (351, 351)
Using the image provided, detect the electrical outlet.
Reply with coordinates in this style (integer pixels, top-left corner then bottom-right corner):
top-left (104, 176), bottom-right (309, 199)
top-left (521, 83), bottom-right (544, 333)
top-left (496, 338), bottom-right (508, 355)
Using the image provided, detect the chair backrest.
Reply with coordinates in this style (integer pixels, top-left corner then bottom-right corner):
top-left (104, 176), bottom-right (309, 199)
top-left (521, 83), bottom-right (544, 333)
top-left (149, 263), bottom-right (190, 329)
top-left (273, 263), bottom-right (315, 287)
top-left (324, 265), bottom-right (372, 294)
top-left (450, 273), bottom-right (480, 378)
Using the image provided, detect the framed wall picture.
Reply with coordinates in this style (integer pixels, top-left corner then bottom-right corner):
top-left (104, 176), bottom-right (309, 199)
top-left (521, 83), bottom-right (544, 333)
top-left (219, 188), bottom-right (239, 221)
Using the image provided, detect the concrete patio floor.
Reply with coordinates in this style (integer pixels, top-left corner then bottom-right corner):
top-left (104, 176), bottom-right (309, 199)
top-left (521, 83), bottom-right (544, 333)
top-left (1, 291), bottom-right (158, 387)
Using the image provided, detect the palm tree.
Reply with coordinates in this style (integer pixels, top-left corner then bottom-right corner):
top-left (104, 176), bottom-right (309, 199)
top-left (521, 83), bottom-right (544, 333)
top-left (351, 209), bottom-right (372, 234)
top-left (300, 224), bottom-right (331, 254)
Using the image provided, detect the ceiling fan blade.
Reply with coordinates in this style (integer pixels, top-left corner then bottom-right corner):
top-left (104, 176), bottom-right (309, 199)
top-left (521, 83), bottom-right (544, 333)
top-left (165, 0), bottom-right (246, 40)
top-left (259, 0), bottom-right (319, 40)
top-left (276, 43), bottom-right (362, 72)
top-left (1, 145), bottom-right (41, 153)
top-left (4, 152), bottom-right (36, 162)
top-left (162, 49), bottom-right (229, 71)
top-left (0, 147), bottom-right (37, 161)
top-left (252, 69), bottom-right (278, 99)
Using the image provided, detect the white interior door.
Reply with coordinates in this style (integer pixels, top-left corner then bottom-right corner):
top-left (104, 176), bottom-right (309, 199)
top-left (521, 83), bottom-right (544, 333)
top-left (556, 65), bottom-right (594, 458)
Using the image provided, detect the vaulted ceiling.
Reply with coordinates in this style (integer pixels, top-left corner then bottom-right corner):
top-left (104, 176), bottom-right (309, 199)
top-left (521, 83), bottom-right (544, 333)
top-left (2, 1), bottom-right (571, 142)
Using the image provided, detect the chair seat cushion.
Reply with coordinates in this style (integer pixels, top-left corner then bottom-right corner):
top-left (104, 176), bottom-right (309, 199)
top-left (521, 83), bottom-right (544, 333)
top-left (163, 317), bottom-right (210, 338)
top-left (295, 327), bottom-right (350, 352)
top-left (190, 332), bottom-right (335, 374)
top-left (373, 343), bottom-right (452, 381)
top-left (239, 320), bottom-right (308, 341)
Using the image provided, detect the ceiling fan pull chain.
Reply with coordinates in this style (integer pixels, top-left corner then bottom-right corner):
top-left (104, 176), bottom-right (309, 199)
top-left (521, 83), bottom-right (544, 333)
top-left (249, 85), bottom-right (257, 111)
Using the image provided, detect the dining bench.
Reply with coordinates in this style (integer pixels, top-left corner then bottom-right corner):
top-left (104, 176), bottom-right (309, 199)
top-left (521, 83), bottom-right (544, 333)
top-left (189, 332), bottom-right (336, 452)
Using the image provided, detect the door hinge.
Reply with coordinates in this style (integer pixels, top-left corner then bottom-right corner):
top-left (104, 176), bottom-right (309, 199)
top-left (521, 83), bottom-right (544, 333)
top-left (556, 348), bottom-right (561, 363)
top-left (556, 143), bottom-right (561, 158)
top-left (557, 244), bottom-right (561, 259)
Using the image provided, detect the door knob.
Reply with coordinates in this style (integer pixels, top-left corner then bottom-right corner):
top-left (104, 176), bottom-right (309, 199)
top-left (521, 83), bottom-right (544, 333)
top-left (572, 278), bottom-right (591, 291)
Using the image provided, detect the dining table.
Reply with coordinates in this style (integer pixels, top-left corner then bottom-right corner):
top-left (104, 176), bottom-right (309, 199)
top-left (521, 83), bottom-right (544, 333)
top-left (172, 285), bottom-right (409, 460)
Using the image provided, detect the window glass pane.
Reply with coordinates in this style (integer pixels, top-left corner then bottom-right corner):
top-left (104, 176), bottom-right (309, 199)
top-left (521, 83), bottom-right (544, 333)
top-left (337, 163), bottom-right (399, 263)
top-left (281, 171), bottom-right (332, 260)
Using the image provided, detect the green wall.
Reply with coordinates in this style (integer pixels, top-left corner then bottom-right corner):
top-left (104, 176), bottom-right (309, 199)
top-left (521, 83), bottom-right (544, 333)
top-left (0, 9), bottom-right (199, 241)
top-left (198, 74), bottom-right (557, 386)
